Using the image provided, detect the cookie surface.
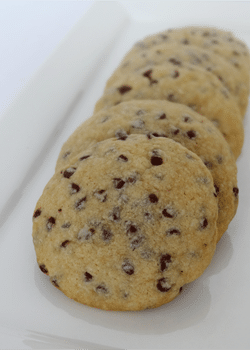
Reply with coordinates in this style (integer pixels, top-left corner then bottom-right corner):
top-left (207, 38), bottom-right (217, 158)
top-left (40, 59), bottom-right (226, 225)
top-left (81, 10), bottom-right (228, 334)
top-left (56, 100), bottom-right (238, 242)
top-left (33, 135), bottom-right (218, 311)
top-left (94, 63), bottom-right (244, 158)
top-left (107, 42), bottom-right (249, 116)
top-left (131, 26), bottom-right (250, 95)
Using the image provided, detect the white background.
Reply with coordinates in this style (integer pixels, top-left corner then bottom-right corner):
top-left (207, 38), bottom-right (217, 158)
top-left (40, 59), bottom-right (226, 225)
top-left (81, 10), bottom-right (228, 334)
top-left (2, 0), bottom-right (249, 119)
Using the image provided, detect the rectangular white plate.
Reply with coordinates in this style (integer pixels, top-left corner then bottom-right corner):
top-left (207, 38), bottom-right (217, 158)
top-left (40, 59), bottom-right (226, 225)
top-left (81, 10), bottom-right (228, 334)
top-left (1, 2), bottom-right (250, 349)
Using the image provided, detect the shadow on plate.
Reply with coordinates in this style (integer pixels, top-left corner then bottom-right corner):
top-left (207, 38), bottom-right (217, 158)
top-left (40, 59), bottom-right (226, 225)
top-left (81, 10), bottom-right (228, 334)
top-left (34, 231), bottom-right (233, 336)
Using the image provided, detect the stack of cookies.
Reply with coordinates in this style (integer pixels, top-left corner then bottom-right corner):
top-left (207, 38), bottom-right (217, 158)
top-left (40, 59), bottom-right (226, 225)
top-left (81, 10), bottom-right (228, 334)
top-left (32, 26), bottom-right (249, 311)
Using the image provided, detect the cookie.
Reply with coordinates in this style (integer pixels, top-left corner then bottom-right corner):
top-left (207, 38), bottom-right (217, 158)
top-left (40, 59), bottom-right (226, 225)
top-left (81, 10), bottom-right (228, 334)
top-left (56, 100), bottom-right (238, 241)
top-left (94, 63), bottom-right (244, 158)
top-left (131, 26), bottom-right (250, 96)
top-left (33, 134), bottom-right (218, 311)
top-left (107, 42), bottom-right (249, 116)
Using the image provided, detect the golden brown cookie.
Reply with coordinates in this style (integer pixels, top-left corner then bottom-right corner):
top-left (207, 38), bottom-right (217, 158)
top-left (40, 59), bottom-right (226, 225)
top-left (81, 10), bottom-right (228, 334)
top-left (56, 100), bottom-right (238, 241)
top-left (107, 42), bottom-right (249, 116)
top-left (33, 135), bottom-right (218, 311)
top-left (131, 26), bottom-right (250, 101)
top-left (94, 63), bottom-right (244, 158)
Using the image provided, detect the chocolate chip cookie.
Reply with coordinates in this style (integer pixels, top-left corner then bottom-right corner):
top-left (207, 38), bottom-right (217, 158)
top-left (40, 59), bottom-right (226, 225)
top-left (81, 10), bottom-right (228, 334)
top-left (107, 42), bottom-right (249, 116)
top-left (131, 26), bottom-right (250, 102)
top-left (94, 63), bottom-right (244, 158)
top-left (33, 135), bottom-right (218, 311)
top-left (56, 100), bottom-right (238, 242)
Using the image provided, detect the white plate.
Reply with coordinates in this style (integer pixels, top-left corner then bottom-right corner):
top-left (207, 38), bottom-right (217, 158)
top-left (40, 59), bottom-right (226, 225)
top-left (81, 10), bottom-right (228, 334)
top-left (1, 1), bottom-right (250, 349)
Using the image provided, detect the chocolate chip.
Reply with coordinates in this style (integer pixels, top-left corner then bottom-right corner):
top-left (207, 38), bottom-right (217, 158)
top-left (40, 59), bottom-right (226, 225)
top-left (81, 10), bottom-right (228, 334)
top-left (84, 272), bottom-right (93, 282)
top-left (183, 115), bottom-right (192, 123)
top-left (63, 167), bottom-right (76, 179)
top-left (156, 277), bottom-right (171, 292)
top-left (200, 218), bottom-right (208, 229)
top-left (147, 132), bottom-right (154, 139)
top-left (143, 69), bottom-right (158, 85)
top-left (62, 151), bottom-right (70, 159)
top-left (143, 69), bottom-right (153, 79)
top-left (39, 264), bottom-right (48, 274)
top-left (127, 174), bottom-right (137, 184)
top-left (126, 222), bottom-right (138, 236)
top-left (109, 207), bottom-right (120, 222)
top-left (130, 234), bottom-right (145, 251)
top-left (46, 217), bottom-right (56, 231)
top-left (172, 70), bottom-right (179, 78)
top-left (211, 39), bottom-right (219, 44)
top-left (172, 128), bottom-right (180, 135)
top-left (61, 240), bottom-right (70, 248)
top-left (78, 227), bottom-right (95, 240)
top-left (115, 129), bottom-right (128, 141)
top-left (182, 39), bottom-right (189, 45)
top-left (94, 189), bottom-right (107, 203)
top-left (75, 197), bottom-right (87, 210)
top-left (152, 132), bottom-right (166, 137)
top-left (162, 208), bottom-right (174, 218)
top-left (71, 183), bottom-right (80, 194)
top-left (122, 260), bottom-right (134, 275)
top-left (167, 93), bottom-right (175, 102)
top-left (61, 222), bottom-right (71, 229)
top-left (186, 130), bottom-right (196, 139)
top-left (179, 286), bottom-right (183, 293)
top-left (150, 79), bottom-right (158, 85)
top-left (169, 58), bottom-right (181, 66)
top-left (204, 161), bottom-right (213, 169)
top-left (96, 284), bottom-right (108, 294)
top-left (166, 228), bottom-right (181, 236)
top-left (151, 156), bottom-right (163, 166)
top-left (233, 187), bottom-right (239, 197)
top-left (160, 253), bottom-right (172, 271)
top-left (102, 227), bottom-right (113, 242)
top-left (79, 155), bottom-right (91, 161)
top-left (149, 194), bottom-right (158, 203)
top-left (159, 113), bottom-right (166, 119)
top-left (33, 209), bottom-right (41, 218)
top-left (202, 31), bottom-right (210, 37)
top-left (118, 85), bottom-right (132, 94)
top-left (113, 178), bottom-right (126, 189)
top-left (118, 154), bottom-right (128, 162)
top-left (51, 278), bottom-right (59, 288)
